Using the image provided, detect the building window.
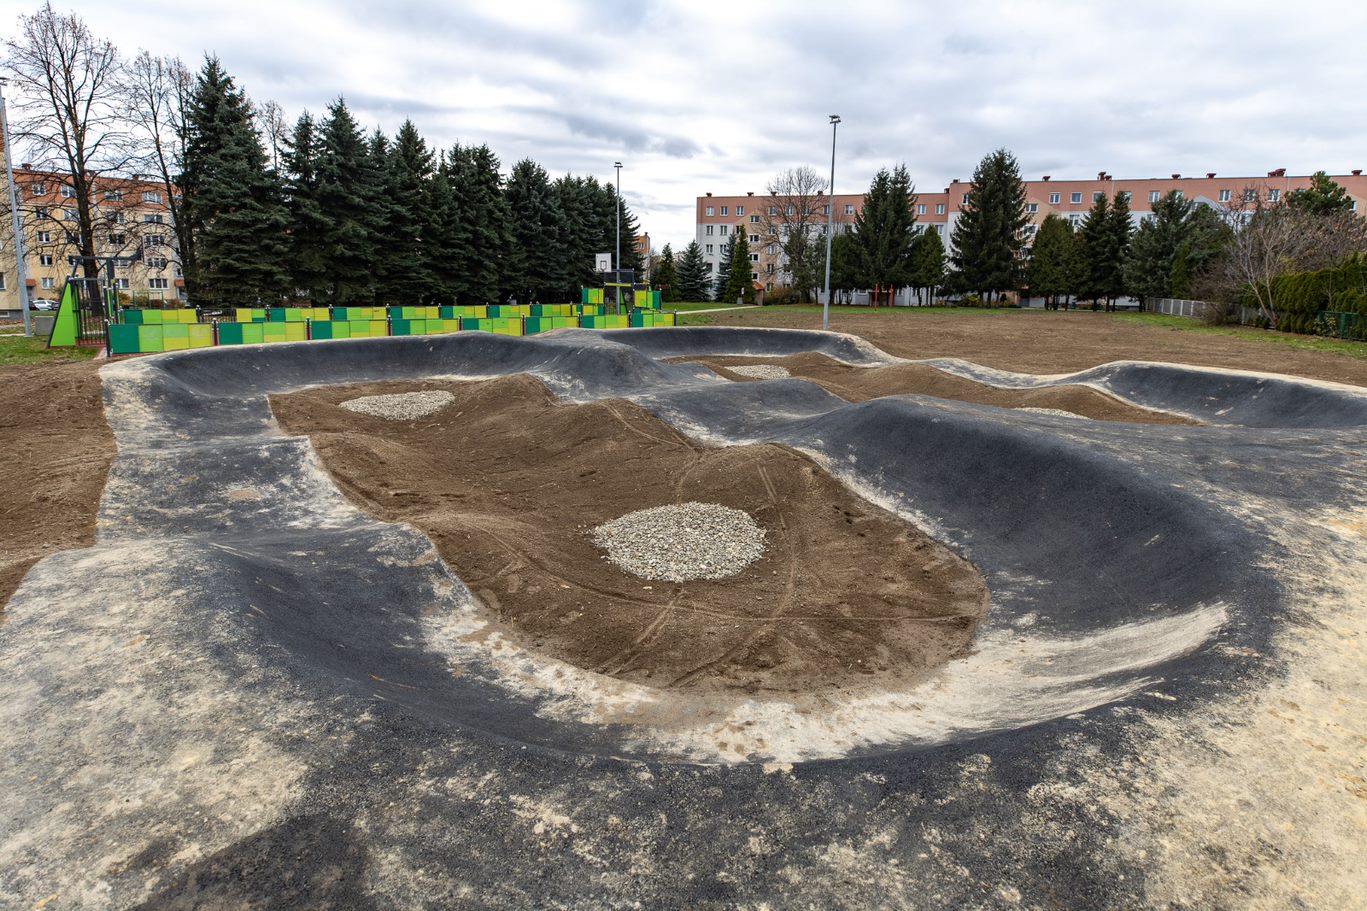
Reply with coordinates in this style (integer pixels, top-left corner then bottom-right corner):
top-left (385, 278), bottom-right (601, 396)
top-left (1023, 224), bottom-right (1038, 236)
top-left (750, 214), bottom-right (759, 223)
top-left (36, 231), bottom-right (51, 243)
top-left (916, 204), bottom-right (926, 215)
top-left (63, 209), bottom-right (79, 221)
top-left (108, 211), bottom-right (126, 224)
top-left (935, 203), bottom-right (945, 215)
top-left (705, 206), bottom-right (714, 217)
top-left (765, 263), bottom-right (774, 274)
top-left (149, 278), bottom-right (169, 290)
top-left (1026, 203), bottom-right (1038, 214)
top-left (736, 206), bottom-right (744, 216)
top-left (42, 276), bottom-right (55, 289)
top-left (719, 225), bottom-right (728, 235)
top-left (705, 244), bottom-right (713, 254)
top-left (962, 193), bottom-right (970, 205)
top-left (720, 206), bottom-right (728, 216)
top-left (0, 272), bottom-right (5, 290)
top-left (146, 256), bottom-right (168, 270)
top-left (108, 233), bottom-right (126, 246)
top-left (750, 253), bottom-right (759, 262)
top-left (785, 206), bottom-right (794, 216)
top-left (1071, 192), bottom-right (1082, 204)
top-left (1068, 214), bottom-right (1082, 226)
top-left (67, 255), bottom-right (78, 266)
top-left (845, 204), bottom-right (854, 215)
top-left (1174, 190), bottom-right (1183, 200)
top-left (34, 207), bottom-right (49, 219)
top-left (39, 254), bottom-right (54, 266)
top-left (1049, 192), bottom-right (1061, 204)
top-left (1268, 189), bottom-right (1281, 202)
top-left (1243, 189), bottom-right (1257, 202)
top-left (704, 262), bottom-right (713, 273)
top-left (61, 185), bottom-right (77, 198)
top-left (30, 183), bottom-right (47, 197)
top-left (143, 213), bottom-right (164, 223)
top-left (750, 272), bottom-right (758, 281)
top-left (749, 233), bottom-right (758, 243)
top-left (1150, 190), bottom-right (1161, 203)
top-left (144, 234), bottom-right (166, 247)
top-left (766, 244), bottom-right (775, 255)
top-left (104, 189), bottom-right (124, 201)
top-left (1120, 192), bottom-right (1131, 202)
top-left (141, 191), bottom-right (162, 204)
top-left (115, 278), bottom-right (129, 290)
top-left (1219, 189), bottom-right (1232, 202)
top-left (767, 206), bottom-right (777, 216)
top-left (705, 225), bottom-right (714, 236)
top-left (1092, 191), bottom-right (1104, 202)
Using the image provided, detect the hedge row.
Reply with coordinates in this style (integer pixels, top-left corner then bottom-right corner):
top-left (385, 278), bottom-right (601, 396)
top-left (1257, 254), bottom-right (1367, 334)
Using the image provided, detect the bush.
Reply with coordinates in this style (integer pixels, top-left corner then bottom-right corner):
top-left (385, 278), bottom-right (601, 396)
top-left (762, 286), bottom-right (797, 307)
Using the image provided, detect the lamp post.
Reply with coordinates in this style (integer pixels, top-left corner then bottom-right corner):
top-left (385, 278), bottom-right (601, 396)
top-left (614, 160), bottom-right (623, 313)
top-left (0, 78), bottom-right (32, 337)
top-left (822, 114), bottom-right (840, 331)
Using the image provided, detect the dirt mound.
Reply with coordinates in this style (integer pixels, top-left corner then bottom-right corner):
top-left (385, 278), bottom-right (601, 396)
top-left (683, 353), bottom-right (1199, 424)
top-left (273, 375), bottom-right (990, 697)
top-left (0, 362), bottom-right (114, 609)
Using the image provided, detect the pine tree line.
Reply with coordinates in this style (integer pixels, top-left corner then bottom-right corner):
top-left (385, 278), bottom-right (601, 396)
top-left (182, 57), bottom-right (644, 308)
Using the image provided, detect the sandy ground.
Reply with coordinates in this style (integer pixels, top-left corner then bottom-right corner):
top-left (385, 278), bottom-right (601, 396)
top-left (272, 375), bottom-right (990, 698)
top-left (0, 362), bottom-right (114, 609)
top-left (681, 352), bottom-right (1199, 423)
top-left (693, 308), bottom-right (1367, 387)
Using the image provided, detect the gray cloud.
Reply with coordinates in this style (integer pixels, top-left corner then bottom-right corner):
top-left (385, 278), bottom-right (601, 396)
top-left (49, 0), bottom-right (1367, 251)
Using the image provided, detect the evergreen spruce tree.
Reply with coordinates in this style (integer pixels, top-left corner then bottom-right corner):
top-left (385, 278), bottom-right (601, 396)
top-left (676, 241), bottom-right (709, 301)
top-left (281, 112), bottom-right (329, 301)
top-left (504, 159), bottom-right (566, 301)
top-left (385, 120), bottom-right (437, 302)
top-left (1102, 191), bottom-right (1134, 310)
top-left (851, 164), bottom-right (919, 290)
top-left (426, 156), bottom-right (468, 304)
top-left (366, 129), bottom-right (406, 304)
top-left (723, 227), bottom-right (755, 305)
top-left (314, 99), bottom-right (380, 305)
top-left (1077, 194), bottom-right (1112, 309)
top-left (949, 148), bottom-right (1029, 300)
top-left (1286, 171), bottom-right (1355, 216)
top-left (908, 229), bottom-right (946, 304)
top-left (654, 243), bottom-right (680, 301)
top-left (449, 144), bottom-right (513, 303)
top-left (1027, 214), bottom-right (1077, 309)
top-left (182, 56), bottom-right (288, 308)
top-left (553, 175), bottom-right (595, 298)
top-left (1125, 192), bottom-right (1230, 304)
top-left (714, 229), bottom-right (736, 300)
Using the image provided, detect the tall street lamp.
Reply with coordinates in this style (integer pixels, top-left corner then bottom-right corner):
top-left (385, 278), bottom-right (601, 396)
top-left (822, 114), bottom-right (840, 331)
top-left (614, 161), bottom-right (623, 312)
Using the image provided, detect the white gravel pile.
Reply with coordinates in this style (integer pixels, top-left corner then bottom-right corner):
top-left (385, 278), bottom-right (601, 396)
top-left (1015, 406), bottom-right (1086, 419)
top-left (727, 364), bottom-right (792, 380)
top-left (340, 390), bottom-right (455, 421)
top-left (592, 502), bottom-right (766, 582)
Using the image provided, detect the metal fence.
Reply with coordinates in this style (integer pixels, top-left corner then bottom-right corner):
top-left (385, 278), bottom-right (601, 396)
top-left (1150, 298), bottom-right (1211, 319)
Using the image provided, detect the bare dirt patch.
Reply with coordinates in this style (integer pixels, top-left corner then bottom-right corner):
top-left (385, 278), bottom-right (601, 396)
top-left (684, 353), bottom-right (1197, 424)
top-left (272, 375), bottom-right (990, 697)
top-left (0, 362), bottom-right (115, 609)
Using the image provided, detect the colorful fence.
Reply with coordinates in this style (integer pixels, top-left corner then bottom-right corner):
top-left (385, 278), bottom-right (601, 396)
top-left (103, 305), bottom-right (677, 356)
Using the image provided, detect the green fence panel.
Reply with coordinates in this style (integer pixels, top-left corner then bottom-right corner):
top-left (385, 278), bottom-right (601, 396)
top-left (241, 323), bottom-right (265, 344)
top-left (108, 324), bottom-right (141, 354)
top-left (188, 324), bottom-right (213, 348)
top-left (136, 325), bottom-right (164, 353)
top-left (161, 323), bottom-right (190, 351)
top-left (217, 322), bottom-right (244, 345)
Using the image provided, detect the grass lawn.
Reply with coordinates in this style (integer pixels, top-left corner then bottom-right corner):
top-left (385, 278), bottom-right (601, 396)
top-left (0, 333), bottom-right (100, 366)
top-left (666, 301), bottom-right (756, 312)
top-left (1110, 312), bottom-right (1367, 362)
top-left (678, 304), bottom-right (1032, 325)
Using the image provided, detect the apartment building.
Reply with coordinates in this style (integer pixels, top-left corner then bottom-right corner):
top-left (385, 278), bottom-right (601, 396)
top-left (1, 163), bottom-right (182, 315)
top-left (697, 169), bottom-right (1367, 291)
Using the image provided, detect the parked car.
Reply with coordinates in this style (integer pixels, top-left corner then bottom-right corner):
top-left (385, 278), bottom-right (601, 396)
top-left (30, 299), bottom-right (59, 312)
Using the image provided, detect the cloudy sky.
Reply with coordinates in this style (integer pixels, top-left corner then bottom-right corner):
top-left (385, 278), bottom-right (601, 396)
top-left (47, 0), bottom-right (1367, 251)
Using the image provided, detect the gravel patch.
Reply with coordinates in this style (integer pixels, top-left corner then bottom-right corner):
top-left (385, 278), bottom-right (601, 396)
top-left (1016, 406), bottom-right (1087, 419)
top-left (340, 390), bottom-right (455, 421)
top-left (727, 364), bottom-right (792, 380)
top-left (592, 502), bottom-right (766, 582)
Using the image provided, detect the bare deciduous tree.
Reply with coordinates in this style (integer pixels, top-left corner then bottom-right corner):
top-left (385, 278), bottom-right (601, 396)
top-left (761, 166), bottom-right (847, 300)
top-left (126, 50), bottom-right (192, 282)
top-left (3, 2), bottom-right (133, 282)
top-left (1219, 190), bottom-right (1367, 327)
top-left (254, 98), bottom-right (286, 174)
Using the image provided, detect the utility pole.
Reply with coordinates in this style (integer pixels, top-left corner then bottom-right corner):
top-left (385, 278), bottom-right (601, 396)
top-left (0, 78), bottom-right (32, 337)
top-left (614, 161), bottom-right (623, 313)
top-left (822, 114), bottom-right (840, 331)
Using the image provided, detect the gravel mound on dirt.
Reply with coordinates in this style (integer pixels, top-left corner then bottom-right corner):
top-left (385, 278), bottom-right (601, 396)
top-left (1016, 406), bottom-right (1085, 419)
top-left (725, 364), bottom-right (792, 380)
top-left (592, 502), bottom-right (766, 582)
top-left (340, 390), bottom-right (454, 421)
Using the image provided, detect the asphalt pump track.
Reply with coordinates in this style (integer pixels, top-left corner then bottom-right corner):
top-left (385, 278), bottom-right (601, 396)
top-left (3, 327), bottom-right (1366, 908)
